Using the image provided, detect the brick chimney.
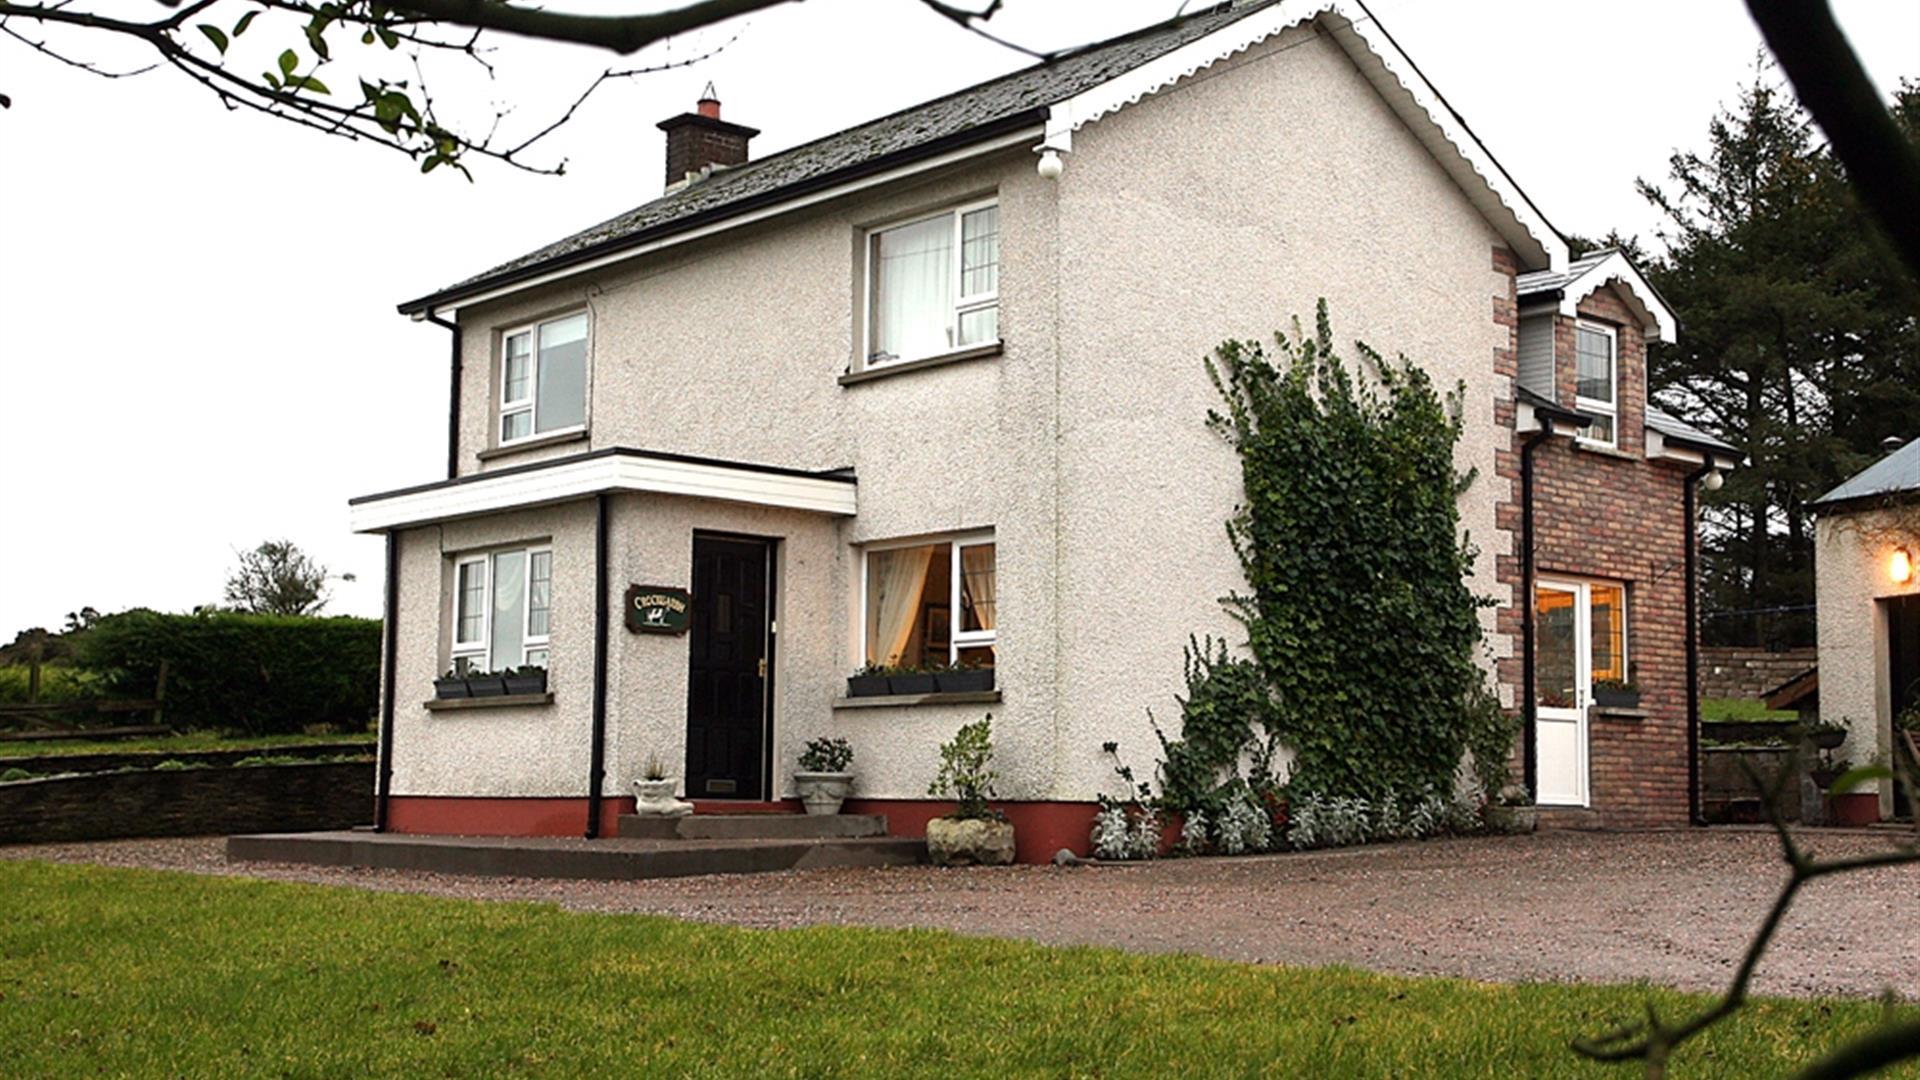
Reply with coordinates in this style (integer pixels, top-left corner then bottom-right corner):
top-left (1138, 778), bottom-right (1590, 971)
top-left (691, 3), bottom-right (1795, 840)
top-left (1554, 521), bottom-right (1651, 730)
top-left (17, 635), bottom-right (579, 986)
top-left (657, 83), bottom-right (758, 189)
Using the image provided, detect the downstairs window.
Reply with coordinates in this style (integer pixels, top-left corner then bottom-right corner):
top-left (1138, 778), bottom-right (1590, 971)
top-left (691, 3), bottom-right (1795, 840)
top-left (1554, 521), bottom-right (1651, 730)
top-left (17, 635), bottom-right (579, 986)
top-left (452, 546), bottom-right (552, 672)
top-left (862, 534), bottom-right (996, 670)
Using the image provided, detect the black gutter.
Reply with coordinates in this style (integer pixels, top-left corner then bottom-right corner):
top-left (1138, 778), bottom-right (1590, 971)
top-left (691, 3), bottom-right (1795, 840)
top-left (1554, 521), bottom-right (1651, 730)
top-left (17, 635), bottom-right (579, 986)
top-left (374, 532), bottom-right (400, 831)
top-left (1683, 457), bottom-right (1718, 826)
top-left (1518, 421), bottom-right (1555, 802)
top-left (585, 494), bottom-right (611, 839)
top-left (349, 445), bottom-right (858, 506)
top-left (423, 311), bottom-right (461, 480)
top-left (396, 109), bottom-right (1049, 315)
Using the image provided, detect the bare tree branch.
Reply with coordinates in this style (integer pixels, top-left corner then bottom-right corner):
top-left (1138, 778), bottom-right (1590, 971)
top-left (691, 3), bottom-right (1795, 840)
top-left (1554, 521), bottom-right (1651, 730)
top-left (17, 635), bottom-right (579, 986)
top-left (1745, 0), bottom-right (1920, 279)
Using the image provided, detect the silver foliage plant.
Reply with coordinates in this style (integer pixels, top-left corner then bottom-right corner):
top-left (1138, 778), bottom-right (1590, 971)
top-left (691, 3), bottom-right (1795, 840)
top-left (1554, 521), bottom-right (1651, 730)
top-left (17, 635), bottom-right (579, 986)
top-left (1089, 805), bottom-right (1132, 860)
top-left (1287, 789), bottom-right (1477, 850)
top-left (1215, 797), bottom-right (1272, 854)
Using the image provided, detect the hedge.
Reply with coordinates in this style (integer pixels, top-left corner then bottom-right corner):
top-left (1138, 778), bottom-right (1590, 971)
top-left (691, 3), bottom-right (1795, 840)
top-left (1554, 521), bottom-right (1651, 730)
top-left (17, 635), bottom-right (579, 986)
top-left (78, 611), bottom-right (380, 735)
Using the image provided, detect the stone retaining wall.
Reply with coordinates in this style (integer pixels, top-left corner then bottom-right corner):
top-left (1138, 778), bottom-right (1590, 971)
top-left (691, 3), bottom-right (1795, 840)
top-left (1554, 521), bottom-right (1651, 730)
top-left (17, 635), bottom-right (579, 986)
top-left (0, 741), bottom-right (372, 778)
top-left (0, 762), bottom-right (373, 844)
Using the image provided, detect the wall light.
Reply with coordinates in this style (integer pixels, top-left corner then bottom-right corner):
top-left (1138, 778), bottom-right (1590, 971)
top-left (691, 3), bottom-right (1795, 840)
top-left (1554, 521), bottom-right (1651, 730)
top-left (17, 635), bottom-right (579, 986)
top-left (1036, 148), bottom-right (1064, 180)
top-left (1893, 548), bottom-right (1915, 586)
top-left (1704, 468), bottom-right (1724, 492)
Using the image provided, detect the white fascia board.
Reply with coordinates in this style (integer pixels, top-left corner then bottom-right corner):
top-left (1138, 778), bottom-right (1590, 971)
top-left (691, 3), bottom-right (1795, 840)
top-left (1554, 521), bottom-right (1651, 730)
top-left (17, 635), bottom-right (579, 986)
top-left (425, 127), bottom-right (1040, 320)
top-left (1646, 428), bottom-right (1742, 470)
top-left (348, 454), bottom-right (857, 533)
top-left (1040, 0), bottom-right (1567, 272)
top-left (1556, 251), bottom-right (1677, 343)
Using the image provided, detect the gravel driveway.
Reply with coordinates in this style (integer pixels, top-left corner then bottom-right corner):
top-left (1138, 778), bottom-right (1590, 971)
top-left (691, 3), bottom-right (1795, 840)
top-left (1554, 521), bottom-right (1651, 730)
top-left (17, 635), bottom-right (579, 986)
top-left (6, 829), bottom-right (1915, 998)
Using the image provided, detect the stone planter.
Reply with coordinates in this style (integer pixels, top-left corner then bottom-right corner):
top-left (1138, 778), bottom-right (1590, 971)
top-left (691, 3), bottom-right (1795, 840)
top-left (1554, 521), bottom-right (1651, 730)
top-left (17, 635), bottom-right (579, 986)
top-left (794, 771), bottom-right (853, 815)
top-left (1808, 727), bottom-right (1847, 752)
top-left (1485, 803), bottom-right (1537, 834)
top-left (925, 815), bottom-right (1016, 866)
top-left (632, 778), bottom-right (693, 817)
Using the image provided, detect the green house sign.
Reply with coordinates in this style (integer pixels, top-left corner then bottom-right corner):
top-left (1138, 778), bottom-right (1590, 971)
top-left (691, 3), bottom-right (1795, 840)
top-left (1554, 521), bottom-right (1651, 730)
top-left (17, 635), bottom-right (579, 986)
top-left (626, 584), bottom-right (691, 635)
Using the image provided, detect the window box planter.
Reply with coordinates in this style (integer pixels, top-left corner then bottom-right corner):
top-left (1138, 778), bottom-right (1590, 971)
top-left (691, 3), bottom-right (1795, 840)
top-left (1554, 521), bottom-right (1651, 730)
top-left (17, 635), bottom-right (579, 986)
top-left (887, 671), bottom-right (937, 696)
top-left (503, 669), bottom-right (547, 696)
top-left (846, 673), bottom-right (892, 698)
top-left (934, 668), bottom-right (994, 694)
top-left (433, 675), bottom-right (471, 700)
top-left (466, 673), bottom-right (508, 698)
top-left (1591, 685), bottom-right (1641, 709)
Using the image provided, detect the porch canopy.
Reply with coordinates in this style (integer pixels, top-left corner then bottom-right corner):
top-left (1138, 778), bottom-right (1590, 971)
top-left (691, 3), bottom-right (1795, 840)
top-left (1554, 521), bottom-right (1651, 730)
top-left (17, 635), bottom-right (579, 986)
top-left (348, 447), bottom-right (857, 533)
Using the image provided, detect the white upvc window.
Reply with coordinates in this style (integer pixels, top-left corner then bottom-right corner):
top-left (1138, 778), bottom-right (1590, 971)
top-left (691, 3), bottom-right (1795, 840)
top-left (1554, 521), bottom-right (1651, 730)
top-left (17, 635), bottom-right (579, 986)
top-left (860, 532), bottom-right (997, 670)
top-left (1574, 321), bottom-right (1618, 447)
top-left (864, 199), bottom-right (1000, 367)
top-left (451, 546), bottom-right (552, 673)
top-left (499, 312), bottom-right (589, 446)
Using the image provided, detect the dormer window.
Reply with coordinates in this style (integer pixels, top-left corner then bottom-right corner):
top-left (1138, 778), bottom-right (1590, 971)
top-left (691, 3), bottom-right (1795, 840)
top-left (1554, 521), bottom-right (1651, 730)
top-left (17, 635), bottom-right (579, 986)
top-left (500, 313), bottom-right (588, 445)
top-left (865, 199), bottom-right (999, 367)
top-left (1574, 322), bottom-right (1617, 446)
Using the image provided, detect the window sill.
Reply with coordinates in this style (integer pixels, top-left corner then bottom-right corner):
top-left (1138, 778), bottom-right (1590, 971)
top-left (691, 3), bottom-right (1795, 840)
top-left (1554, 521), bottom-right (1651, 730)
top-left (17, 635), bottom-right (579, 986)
top-left (424, 692), bottom-right (554, 711)
top-left (1573, 439), bottom-right (1636, 461)
top-left (477, 429), bottom-right (588, 461)
top-left (1591, 704), bottom-right (1650, 722)
top-left (831, 689), bottom-right (1001, 710)
top-left (839, 342), bottom-right (1003, 386)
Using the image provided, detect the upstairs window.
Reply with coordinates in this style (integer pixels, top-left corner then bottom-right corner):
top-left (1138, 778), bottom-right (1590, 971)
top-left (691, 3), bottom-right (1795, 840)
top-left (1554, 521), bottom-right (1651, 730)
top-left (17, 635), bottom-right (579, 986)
top-left (1574, 322), bottom-right (1617, 446)
top-left (862, 534), bottom-right (996, 670)
top-left (452, 546), bottom-right (552, 672)
top-left (500, 313), bottom-right (588, 445)
top-left (866, 200), bottom-right (999, 366)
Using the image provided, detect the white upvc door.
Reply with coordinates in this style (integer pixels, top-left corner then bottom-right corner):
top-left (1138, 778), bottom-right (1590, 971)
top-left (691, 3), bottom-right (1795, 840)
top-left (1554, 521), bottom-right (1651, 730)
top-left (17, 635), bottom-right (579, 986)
top-left (1535, 579), bottom-right (1591, 807)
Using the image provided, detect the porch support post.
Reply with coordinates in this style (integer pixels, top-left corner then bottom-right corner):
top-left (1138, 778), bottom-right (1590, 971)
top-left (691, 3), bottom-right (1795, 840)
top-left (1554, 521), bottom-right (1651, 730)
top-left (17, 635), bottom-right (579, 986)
top-left (374, 531), bottom-right (399, 832)
top-left (586, 493), bottom-right (611, 838)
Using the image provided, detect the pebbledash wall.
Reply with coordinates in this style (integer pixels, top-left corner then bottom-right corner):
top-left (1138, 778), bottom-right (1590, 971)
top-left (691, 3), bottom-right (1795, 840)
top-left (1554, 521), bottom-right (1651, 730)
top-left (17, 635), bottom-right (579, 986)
top-left (383, 26), bottom-right (1530, 858)
top-left (1816, 508), bottom-right (1920, 816)
top-left (1511, 286), bottom-right (1696, 827)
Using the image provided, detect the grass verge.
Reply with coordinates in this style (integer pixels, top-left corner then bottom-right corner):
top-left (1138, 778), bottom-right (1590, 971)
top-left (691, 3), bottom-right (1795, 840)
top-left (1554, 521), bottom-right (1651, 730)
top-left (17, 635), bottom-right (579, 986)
top-left (0, 859), bottom-right (1911, 1077)
top-left (1701, 697), bottom-right (1798, 723)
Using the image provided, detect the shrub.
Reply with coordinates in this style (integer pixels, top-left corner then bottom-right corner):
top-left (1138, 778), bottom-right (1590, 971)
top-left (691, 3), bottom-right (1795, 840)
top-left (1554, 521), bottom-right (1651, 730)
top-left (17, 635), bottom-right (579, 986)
top-left (797, 737), bottom-right (853, 773)
top-left (928, 716), bottom-right (998, 820)
top-left (1090, 805), bottom-right (1131, 860)
top-left (1215, 796), bottom-right (1273, 854)
top-left (0, 767), bottom-right (32, 783)
top-left (77, 610), bottom-right (379, 736)
top-left (0, 664), bottom-right (104, 706)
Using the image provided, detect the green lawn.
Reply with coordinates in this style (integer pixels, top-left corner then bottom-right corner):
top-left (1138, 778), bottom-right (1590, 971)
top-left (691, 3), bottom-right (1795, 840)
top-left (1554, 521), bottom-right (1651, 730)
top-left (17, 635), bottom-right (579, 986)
top-left (0, 730), bottom-right (374, 759)
top-left (0, 861), bottom-right (1910, 1077)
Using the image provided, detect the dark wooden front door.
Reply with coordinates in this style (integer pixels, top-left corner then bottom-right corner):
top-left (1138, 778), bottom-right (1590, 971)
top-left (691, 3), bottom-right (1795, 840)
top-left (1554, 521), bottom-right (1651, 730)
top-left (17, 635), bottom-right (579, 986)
top-left (685, 535), bottom-right (773, 800)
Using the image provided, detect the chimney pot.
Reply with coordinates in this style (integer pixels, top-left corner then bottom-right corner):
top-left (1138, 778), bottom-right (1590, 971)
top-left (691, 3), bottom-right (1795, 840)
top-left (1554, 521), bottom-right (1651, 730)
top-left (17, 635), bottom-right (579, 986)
top-left (657, 86), bottom-right (758, 189)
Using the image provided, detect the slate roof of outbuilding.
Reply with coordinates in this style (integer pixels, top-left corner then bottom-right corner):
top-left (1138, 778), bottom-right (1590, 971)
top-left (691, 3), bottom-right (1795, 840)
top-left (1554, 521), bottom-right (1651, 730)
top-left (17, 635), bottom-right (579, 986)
top-left (405, 1), bottom-right (1281, 310)
top-left (1646, 406), bottom-right (1737, 454)
top-left (1816, 438), bottom-right (1920, 507)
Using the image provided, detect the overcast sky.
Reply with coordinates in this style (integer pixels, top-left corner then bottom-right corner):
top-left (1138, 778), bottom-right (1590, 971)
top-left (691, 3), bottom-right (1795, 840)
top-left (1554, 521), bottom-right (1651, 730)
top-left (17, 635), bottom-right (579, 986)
top-left (3, 0), bottom-right (1915, 636)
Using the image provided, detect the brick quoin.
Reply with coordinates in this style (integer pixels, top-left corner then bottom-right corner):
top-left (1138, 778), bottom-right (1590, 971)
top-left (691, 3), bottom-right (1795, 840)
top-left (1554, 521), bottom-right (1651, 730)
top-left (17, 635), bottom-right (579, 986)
top-left (1491, 262), bottom-right (1697, 827)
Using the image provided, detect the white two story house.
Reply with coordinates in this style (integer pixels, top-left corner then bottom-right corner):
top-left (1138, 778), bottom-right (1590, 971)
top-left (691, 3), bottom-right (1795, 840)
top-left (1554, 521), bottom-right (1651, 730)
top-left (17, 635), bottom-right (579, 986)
top-left (352, 0), bottom-right (1738, 860)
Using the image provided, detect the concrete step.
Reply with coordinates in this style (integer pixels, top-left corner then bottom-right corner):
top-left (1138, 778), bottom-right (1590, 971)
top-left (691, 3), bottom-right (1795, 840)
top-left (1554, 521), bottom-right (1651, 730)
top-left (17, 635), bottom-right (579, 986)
top-left (617, 812), bottom-right (888, 841)
top-left (227, 829), bottom-right (925, 882)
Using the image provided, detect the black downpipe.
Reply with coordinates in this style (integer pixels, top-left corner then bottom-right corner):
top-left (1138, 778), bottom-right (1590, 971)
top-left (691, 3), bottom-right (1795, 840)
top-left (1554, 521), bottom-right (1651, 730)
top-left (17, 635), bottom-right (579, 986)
top-left (585, 494), bottom-right (611, 838)
top-left (374, 532), bottom-right (400, 831)
top-left (1684, 458), bottom-right (1717, 826)
top-left (1519, 421), bottom-right (1556, 802)
top-left (424, 312), bottom-right (462, 480)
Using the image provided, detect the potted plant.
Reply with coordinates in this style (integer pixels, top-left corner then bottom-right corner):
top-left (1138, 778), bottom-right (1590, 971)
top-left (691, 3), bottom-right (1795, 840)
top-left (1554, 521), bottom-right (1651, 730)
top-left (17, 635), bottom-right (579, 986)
top-left (924, 715), bottom-right (1014, 866)
top-left (503, 665), bottom-right (547, 697)
top-left (466, 668), bottom-right (508, 697)
top-left (794, 736), bottom-right (855, 815)
top-left (887, 664), bottom-right (936, 696)
top-left (1591, 679), bottom-right (1641, 709)
top-left (1804, 721), bottom-right (1848, 752)
top-left (846, 663), bottom-right (891, 698)
top-left (434, 669), bottom-right (471, 700)
top-left (933, 661), bottom-right (994, 694)
top-left (632, 755), bottom-right (692, 817)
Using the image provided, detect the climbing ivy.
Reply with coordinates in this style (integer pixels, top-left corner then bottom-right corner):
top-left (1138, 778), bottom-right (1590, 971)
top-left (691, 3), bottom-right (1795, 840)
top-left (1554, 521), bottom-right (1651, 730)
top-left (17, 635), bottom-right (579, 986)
top-left (1205, 302), bottom-right (1514, 802)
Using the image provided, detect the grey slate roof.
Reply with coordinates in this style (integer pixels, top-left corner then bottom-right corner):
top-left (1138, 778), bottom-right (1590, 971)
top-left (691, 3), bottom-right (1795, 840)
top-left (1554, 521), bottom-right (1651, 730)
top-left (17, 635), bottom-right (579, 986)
top-left (404, 1), bottom-right (1280, 311)
top-left (1514, 250), bottom-right (1613, 296)
top-left (1647, 405), bottom-right (1737, 454)
top-left (1815, 438), bottom-right (1920, 507)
